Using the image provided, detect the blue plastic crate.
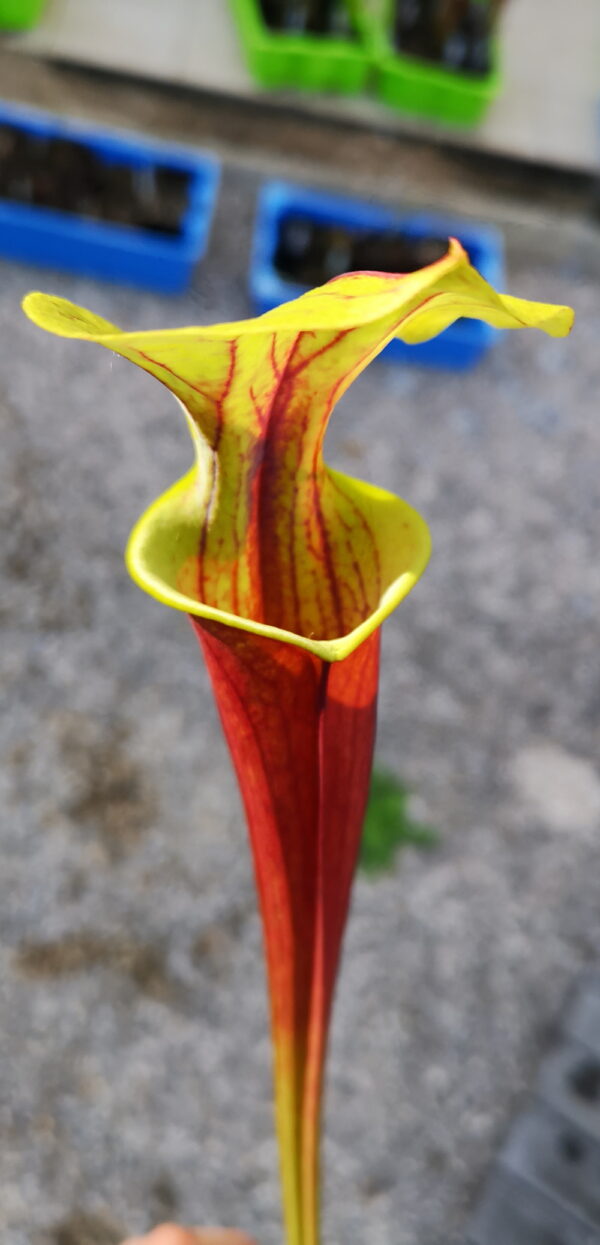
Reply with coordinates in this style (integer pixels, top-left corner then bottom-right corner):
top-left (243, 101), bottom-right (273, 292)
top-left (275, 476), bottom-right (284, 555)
top-left (0, 102), bottom-right (220, 293)
top-left (250, 181), bottom-right (504, 370)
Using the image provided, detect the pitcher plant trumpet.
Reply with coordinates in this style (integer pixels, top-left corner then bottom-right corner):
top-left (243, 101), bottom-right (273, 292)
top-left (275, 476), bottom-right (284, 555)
top-left (24, 240), bottom-right (573, 1245)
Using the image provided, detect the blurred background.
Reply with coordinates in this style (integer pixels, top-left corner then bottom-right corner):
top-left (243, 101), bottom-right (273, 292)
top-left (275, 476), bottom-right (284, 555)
top-left (1, 2), bottom-right (600, 1244)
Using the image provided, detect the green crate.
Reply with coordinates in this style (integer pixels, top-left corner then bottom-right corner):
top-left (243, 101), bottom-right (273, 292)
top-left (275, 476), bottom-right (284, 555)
top-left (229, 0), bottom-right (375, 94)
top-left (374, 0), bottom-right (501, 126)
top-left (0, 0), bottom-right (45, 28)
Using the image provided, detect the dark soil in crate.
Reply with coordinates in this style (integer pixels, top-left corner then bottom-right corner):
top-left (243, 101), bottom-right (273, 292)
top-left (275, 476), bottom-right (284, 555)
top-left (0, 125), bottom-right (191, 235)
top-left (394, 0), bottom-right (499, 75)
top-left (258, 0), bottom-right (357, 39)
top-left (274, 214), bottom-right (448, 286)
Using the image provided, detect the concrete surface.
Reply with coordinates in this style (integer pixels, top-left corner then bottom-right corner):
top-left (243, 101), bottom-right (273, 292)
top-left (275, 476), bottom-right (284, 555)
top-left (1, 160), bottom-right (600, 1245)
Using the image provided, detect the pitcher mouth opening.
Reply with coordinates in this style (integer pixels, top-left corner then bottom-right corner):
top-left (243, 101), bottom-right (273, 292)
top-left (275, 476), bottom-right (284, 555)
top-left (125, 467), bottom-right (432, 664)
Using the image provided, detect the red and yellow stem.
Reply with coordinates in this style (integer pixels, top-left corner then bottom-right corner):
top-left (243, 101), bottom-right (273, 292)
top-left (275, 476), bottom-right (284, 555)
top-left (195, 619), bottom-right (379, 1245)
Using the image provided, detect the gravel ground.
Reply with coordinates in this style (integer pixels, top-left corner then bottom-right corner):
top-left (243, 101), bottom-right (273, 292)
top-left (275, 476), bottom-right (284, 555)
top-left (1, 162), bottom-right (599, 1245)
